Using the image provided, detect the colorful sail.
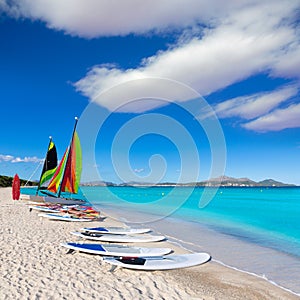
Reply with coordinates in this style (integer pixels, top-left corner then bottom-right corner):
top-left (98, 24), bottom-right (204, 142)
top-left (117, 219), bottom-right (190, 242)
top-left (46, 117), bottom-right (82, 197)
top-left (60, 131), bottom-right (82, 194)
top-left (39, 139), bottom-right (58, 187)
top-left (47, 147), bottom-right (69, 194)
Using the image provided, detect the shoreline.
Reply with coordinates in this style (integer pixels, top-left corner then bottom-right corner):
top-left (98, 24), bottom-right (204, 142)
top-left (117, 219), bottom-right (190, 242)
top-left (1, 187), bottom-right (299, 299)
top-left (93, 202), bottom-right (300, 296)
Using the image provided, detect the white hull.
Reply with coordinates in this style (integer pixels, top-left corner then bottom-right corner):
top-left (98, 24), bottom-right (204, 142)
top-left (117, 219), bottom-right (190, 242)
top-left (60, 242), bottom-right (172, 257)
top-left (21, 194), bottom-right (85, 205)
top-left (81, 227), bottom-right (151, 235)
top-left (38, 213), bottom-right (92, 222)
top-left (70, 231), bottom-right (165, 243)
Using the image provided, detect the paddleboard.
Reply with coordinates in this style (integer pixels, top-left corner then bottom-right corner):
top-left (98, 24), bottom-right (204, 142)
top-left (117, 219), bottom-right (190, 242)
top-left (38, 213), bottom-right (92, 222)
top-left (60, 242), bottom-right (172, 257)
top-left (103, 253), bottom-right (211, 270)
top-left (81, 227), bottom-right (151, 235)
top-left (29, 206), bottom-right (61, 213)
top-left (70, 231), bottom-right (166, 243)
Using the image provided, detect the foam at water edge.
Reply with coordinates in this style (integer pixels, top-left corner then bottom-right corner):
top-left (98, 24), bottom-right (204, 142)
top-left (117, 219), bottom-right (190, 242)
top-left (214, 259), bottom-right (300, 297)
top-left (163, 233), bottom-right (300, 297)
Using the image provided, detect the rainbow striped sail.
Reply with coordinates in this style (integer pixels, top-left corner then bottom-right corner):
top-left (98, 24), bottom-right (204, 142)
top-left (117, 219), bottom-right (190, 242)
top-left (60, 131), bottom-right (82, 194)
top-left (46, 118), bottom-right (82, 197)
top-left (47, 147), bottom-right (68, 194)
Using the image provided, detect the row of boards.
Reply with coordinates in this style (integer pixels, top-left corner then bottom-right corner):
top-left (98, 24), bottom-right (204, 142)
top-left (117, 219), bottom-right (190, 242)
top-left (61, 225), bottom-right (211, 270)
top-left (33, 206), bottom-right (211, 270)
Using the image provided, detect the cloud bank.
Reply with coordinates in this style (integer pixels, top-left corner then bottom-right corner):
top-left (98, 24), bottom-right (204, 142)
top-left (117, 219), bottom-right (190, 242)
top-left (243, 103), bottom-right (300, 131)
top-left (211, 85), bottom-right (299, 131)
top-left (73, 0), bottom-right (300, 133)
top-left (0, 0), bottom-right (247, 37)
top-left (0, 154), bottom-right (42, 163)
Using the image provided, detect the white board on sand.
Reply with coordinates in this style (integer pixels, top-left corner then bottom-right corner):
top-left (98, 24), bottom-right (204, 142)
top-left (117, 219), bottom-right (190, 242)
top-left (81, 226), bottom-right (151, 235)
top-left (103, 253), bottom-right (211, 270)
top-left (60, 242), bottom-right (172, 257)
top-left (70, 231), bottom-right (166, 243)
top-left (29, 206), bottom-right (60, 213)
top-left (38, 213), bottom-right (92, 222)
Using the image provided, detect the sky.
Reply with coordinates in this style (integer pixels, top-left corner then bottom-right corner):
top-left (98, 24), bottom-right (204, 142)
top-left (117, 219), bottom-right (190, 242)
top-left (0, 0), bottom-right (300, 185)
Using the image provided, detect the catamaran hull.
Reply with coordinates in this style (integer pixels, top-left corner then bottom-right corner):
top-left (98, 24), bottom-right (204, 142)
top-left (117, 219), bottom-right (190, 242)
top-left (21, 194), bottom-right (85, 205)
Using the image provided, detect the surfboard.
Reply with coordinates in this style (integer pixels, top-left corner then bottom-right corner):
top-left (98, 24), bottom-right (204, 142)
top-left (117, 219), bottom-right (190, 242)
top-left (103, 253), bottom-right (211, 270)
top-left (70, 231), bottom-right (166, 243)
top-left (38, 213), bottom-right (92, 222)
top-left (81, 226), bottom-right (151, 235)
top-left (12, 174), bottom-right (20, 200)
top-left (60, 242), bottom-right (172, 257)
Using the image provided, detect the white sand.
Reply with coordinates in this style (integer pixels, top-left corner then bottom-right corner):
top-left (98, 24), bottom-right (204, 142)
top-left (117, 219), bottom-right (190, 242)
top-left (0, 187), bottom-right (298, 300)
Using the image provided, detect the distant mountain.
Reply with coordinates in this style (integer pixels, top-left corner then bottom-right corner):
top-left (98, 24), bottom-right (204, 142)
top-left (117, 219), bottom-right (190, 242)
top-left (198, 176), bottom-right (296, 187)
top-left (81, 176), bottom-right (297, 187)
top-left (198, 176), bottom-right (256, 186)
top-left (81, 180), bottom-right (116, 187)
top-left (257, 179), bottom-right (293, 187)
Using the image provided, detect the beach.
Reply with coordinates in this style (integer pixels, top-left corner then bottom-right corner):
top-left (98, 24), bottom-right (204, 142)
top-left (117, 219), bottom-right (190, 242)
top-left (0, 187), bottom-right (298, 300)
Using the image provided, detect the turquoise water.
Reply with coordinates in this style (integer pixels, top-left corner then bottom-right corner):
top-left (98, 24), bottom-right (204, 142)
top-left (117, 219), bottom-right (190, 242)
top-left (80, 186), bottom-right (300, 257)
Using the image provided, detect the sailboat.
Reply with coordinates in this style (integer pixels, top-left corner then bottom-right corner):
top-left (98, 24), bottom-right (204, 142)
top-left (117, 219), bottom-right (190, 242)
top-left (25, 118), bottom-right (86, 205)
top-left (36, 137), bottom-right (58, 194)
top-left (21, 137), bottom-right (58, 202)
top-left (39, 117), bottom-right (86, 205)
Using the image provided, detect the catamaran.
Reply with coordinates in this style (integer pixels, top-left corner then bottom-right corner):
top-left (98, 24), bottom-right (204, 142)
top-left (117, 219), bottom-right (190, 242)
top-left (23, 136), bottom-right (58, 202)
top-left (23, 117), bottom-right (86, 205)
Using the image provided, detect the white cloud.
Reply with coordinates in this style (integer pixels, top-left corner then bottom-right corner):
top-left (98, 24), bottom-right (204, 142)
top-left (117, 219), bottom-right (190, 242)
top-left (0, 154), bottom-right (42, 163)
top-left (0, 0), bottom-right (249, 37)
top-left (243, 103), bottom-right (300, 131)
top-left (213, 85), bottom-right (298, 120)
top-left (209, 85), bottom-right (300, 132)
top-left (134, 168), bottom-right (144, 173)
top-left (0, 154), bottom-right (14, 162)
top-left (272, 46), bottom-right (300, 79)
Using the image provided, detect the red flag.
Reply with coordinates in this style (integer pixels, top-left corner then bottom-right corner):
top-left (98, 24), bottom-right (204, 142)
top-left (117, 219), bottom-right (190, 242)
top-left (12, 174), bottom-right (20, 200)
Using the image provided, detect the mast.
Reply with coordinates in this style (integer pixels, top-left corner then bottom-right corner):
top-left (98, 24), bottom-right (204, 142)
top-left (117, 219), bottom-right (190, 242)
top-left (57, 117), bottom-right (78, 198)
top-left (36, 136), bottom-right (53, 195)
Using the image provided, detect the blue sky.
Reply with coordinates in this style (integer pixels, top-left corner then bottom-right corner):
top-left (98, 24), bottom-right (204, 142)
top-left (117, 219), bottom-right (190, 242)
top-left (0, 0), bottom-right (300, 185)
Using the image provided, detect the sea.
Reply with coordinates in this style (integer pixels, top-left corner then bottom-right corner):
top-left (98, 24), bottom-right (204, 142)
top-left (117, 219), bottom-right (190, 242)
top-left (22, 186), bottom-right (300, 295)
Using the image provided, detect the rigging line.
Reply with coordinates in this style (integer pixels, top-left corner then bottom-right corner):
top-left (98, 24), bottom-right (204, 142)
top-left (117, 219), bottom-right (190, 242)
top-left (24, 160), bottom-right (43, 186)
